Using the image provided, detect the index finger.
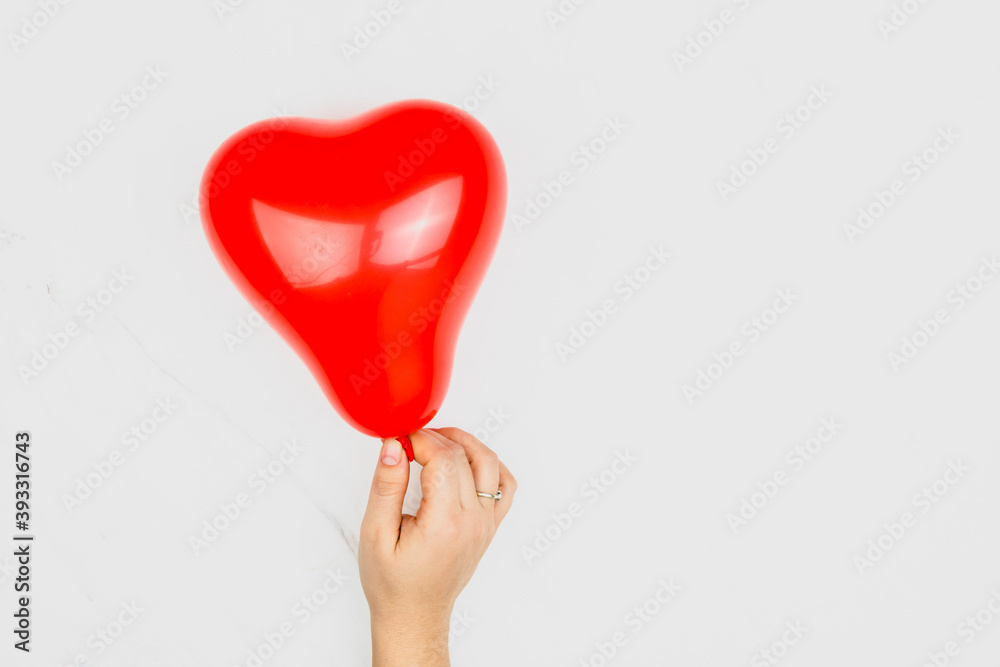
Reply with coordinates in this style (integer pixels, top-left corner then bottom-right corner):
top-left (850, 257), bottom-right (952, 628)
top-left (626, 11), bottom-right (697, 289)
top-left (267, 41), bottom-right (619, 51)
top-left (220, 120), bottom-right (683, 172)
top-left (409, 429), bottom-right (462, 510)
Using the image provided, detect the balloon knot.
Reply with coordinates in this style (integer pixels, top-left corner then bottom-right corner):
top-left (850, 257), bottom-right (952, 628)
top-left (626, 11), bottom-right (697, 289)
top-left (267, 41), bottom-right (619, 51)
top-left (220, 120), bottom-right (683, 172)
top-left (396, 435), bottom-right (414, 462)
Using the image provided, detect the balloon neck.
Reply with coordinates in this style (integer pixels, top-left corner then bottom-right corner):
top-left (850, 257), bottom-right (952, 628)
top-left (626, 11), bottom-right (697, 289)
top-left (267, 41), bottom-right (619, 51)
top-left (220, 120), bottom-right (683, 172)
top-left (396, 435), bottom-right (414, 462)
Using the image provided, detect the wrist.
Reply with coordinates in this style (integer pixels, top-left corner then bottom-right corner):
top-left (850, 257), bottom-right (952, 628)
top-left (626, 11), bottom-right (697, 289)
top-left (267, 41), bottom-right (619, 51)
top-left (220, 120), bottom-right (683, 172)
top-left (371, 607), bottom-right (452, 643)
top-left (371, 612), bottom-right (451, 667)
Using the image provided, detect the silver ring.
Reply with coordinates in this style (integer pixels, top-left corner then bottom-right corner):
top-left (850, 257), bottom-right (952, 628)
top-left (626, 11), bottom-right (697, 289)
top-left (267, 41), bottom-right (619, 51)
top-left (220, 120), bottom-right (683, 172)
top-left (476, 489), bottom-right (502, 501)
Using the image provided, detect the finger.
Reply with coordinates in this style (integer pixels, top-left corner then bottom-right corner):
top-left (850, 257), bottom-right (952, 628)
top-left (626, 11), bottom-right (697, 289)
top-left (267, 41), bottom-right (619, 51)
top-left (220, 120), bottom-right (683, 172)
top-left (409, 429), bottom-right (462, 511)
top-left (430, 427), bottom-right (500, 511)
top-left (360, 438), bottom-right (411, 550)
top-left (422, 428), bottom-right (478, 508)
top-left (494, 461), bottom-right (517, 525)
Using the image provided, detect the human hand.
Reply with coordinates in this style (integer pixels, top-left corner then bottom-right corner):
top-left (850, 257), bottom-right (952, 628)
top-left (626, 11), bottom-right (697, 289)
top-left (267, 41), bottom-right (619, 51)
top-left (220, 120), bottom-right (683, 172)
top-left (359, 428), bottom-right (517, 666)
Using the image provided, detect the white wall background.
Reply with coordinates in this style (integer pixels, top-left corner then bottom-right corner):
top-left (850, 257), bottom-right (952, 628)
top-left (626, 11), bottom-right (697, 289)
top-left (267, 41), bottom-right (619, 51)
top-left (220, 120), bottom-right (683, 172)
top-left (2, 0), bottom-right (1000, 665)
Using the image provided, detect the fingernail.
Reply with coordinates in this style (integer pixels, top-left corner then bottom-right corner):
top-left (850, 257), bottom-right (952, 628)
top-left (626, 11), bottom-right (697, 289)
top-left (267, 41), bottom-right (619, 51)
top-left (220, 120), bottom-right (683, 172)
top-left (381, 438), bottom-right (402, 466)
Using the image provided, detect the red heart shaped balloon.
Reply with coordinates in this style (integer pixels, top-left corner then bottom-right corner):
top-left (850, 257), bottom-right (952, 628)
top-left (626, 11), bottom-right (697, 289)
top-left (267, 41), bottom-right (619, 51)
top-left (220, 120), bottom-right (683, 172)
top-left (200, 100), bottom-right (506, 441)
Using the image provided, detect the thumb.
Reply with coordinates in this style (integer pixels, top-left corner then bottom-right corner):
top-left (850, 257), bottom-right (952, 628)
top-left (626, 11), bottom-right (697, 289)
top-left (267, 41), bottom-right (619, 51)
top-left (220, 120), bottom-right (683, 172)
top-left (361, 438), bottom-right (410, 548)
